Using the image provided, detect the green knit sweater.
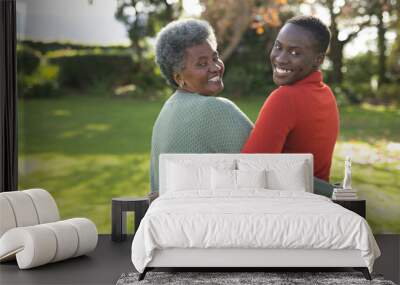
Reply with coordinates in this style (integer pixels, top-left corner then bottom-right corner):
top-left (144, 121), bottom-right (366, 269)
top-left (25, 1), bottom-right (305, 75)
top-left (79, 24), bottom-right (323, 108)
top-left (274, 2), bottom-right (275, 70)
top-left (150, 90), bottom-right (253, 193)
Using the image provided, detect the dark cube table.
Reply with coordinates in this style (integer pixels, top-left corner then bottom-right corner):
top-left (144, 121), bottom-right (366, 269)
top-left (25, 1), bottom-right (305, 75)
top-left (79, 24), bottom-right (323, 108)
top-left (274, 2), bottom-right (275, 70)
top-left (332, 199), bottom-right (366, 218)
top-left (112, 197), bottom-right (149, 242)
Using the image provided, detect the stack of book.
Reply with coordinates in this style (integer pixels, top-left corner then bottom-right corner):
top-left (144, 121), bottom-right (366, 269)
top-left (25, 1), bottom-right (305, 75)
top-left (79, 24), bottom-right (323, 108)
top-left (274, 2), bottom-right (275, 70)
top-left (332, 188), bottom-right (358, 200)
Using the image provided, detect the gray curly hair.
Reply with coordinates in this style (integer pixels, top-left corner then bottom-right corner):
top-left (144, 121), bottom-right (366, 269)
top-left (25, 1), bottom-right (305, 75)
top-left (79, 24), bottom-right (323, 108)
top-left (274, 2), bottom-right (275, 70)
top-left (155, 18), bottom-right (217, 88)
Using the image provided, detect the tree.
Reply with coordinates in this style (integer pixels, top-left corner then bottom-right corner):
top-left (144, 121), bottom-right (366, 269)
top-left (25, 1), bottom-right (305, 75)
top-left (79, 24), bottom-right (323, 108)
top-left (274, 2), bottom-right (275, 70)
top-left (115, 0), bottom-right (183, 69)
top-left (310, 0), bottom-right (398, 85)
top-left (199, 0), bottom-right (298, 97)
top-left (200, 0), bottom-right (291, 62)
top-left (388, 1), bottom-right (400, 82)
top-left (200, 0), bottom-right (254, 61)
top-left (314, 0), bottom-right (373, 83)
top-left (368, 0), bottom-right (398, 87)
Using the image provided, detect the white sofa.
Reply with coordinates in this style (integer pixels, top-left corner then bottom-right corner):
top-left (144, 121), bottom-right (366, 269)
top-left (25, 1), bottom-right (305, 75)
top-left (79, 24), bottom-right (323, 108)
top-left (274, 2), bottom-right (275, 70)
top-left (0, 189), bottom-right (98, 269)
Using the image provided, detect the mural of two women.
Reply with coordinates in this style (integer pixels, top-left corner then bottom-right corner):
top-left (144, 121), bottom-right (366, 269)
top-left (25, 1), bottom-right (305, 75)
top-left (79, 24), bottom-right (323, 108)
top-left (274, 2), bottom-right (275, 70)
top-left (150, 16), bottom-right (339, 199)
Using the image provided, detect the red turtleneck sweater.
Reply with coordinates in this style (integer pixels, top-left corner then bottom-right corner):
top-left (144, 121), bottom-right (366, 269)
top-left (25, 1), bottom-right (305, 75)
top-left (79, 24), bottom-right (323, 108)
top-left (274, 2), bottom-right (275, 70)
top-left (242, 71), bottom-right (339, 182)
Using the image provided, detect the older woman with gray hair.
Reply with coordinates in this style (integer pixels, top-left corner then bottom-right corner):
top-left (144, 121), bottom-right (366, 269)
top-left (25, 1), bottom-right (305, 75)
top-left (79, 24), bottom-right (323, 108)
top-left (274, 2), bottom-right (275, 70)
top-left (150, 18), bottom-right (253, 194)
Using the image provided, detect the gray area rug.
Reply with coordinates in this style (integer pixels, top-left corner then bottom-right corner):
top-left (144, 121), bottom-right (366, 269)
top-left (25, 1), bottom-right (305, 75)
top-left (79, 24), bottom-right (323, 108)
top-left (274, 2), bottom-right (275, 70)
top-left (116, 271), bottom-right (396, 285)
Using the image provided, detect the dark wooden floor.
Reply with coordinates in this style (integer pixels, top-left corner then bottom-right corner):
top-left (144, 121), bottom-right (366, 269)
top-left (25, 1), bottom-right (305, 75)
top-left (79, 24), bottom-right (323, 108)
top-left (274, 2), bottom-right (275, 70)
top-left (0, 234), bottom-right (399, 285)
top-left (0, 235), bottom-right (134, 285)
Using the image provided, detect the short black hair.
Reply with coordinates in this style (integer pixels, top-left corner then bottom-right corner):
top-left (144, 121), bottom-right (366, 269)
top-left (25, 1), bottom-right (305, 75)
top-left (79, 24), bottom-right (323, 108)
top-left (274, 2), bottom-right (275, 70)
top-left (286, 15), bottom-right (331, 54)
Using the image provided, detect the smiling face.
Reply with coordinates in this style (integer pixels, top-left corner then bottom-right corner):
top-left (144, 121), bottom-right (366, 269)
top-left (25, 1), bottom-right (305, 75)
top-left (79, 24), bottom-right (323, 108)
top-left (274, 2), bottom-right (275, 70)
top-left (174, 41), bottom-right (225, 96)
top-left (270, 23), bottom-right (324, 86)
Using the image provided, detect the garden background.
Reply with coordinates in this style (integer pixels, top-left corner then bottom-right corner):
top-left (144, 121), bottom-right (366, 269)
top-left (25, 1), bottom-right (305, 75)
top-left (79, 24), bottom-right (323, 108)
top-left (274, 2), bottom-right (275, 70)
top-left (17, 0), bottom-right (400, 233)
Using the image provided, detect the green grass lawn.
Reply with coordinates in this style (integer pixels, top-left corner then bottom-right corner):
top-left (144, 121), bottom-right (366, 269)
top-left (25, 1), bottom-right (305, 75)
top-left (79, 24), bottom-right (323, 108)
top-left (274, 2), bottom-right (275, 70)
top-left (18, 96), bottom-right (400, 233)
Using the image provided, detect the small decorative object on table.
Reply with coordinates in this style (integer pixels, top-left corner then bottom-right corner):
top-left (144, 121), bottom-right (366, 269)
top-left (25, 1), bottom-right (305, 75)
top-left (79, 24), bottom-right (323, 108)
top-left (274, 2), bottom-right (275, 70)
top-left (342, 156), bottom-right (352, 190)
top-left (332, 156), bottom-right (358, 200)
top-left (112, 197), bottom-right (149, 242)
top-left (331, 156), bottom-right (366, 217)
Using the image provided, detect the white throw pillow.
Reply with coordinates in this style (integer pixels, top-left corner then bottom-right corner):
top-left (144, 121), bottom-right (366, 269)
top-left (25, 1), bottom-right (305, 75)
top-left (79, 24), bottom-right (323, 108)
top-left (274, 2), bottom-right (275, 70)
top-left (238, 159), bottom-right (308, 191)
top-left (267, 166), bottom-right (306, 191)
top-left (211, 169), bottom-right (268, 190)
top-left (211, 168), bottom-right (236, 190)
top-left (236, 169), bottom-right (267, 189)
top-left (165, 159), bottom-right (236, 193)
top-left (167, 162), bottom-right (210, 191)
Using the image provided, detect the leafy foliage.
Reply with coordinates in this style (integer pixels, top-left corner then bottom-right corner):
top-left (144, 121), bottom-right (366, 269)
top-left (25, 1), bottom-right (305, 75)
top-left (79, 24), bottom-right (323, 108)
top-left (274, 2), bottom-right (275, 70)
top-left (201, 0), bottom-right (297, 97)
top-left (200, 0), bottom-right (254, 61)
top-left (20, 40), bottom-right (129, 54)
top-left (17, 45), bottom-right (41, 74)
top-left (52, 54), bottom-right (135, 89)
top-left (17, 44), bottom-right (59, 98)
top-left (334, 52), bottom-right (399, 105)
top-left (113, 1), bottom-right (184, 94)
top-left (222, 28), bottom-right (277, 97)
top-left (17, 41), bottom-right (170, 99)
top-left (200, 0), bottom-right (295, 62)
top-left (388, 3), bottom-right (400, 83)
top-left (115, 0), bottom-right (182, 68)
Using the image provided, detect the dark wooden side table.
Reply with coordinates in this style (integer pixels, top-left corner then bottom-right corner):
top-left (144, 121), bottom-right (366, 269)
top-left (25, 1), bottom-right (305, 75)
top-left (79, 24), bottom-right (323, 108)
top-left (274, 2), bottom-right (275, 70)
top-left (112, 197), bottom-right (149, 242)
top-left (332, 199), bottom-right (366, 218)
